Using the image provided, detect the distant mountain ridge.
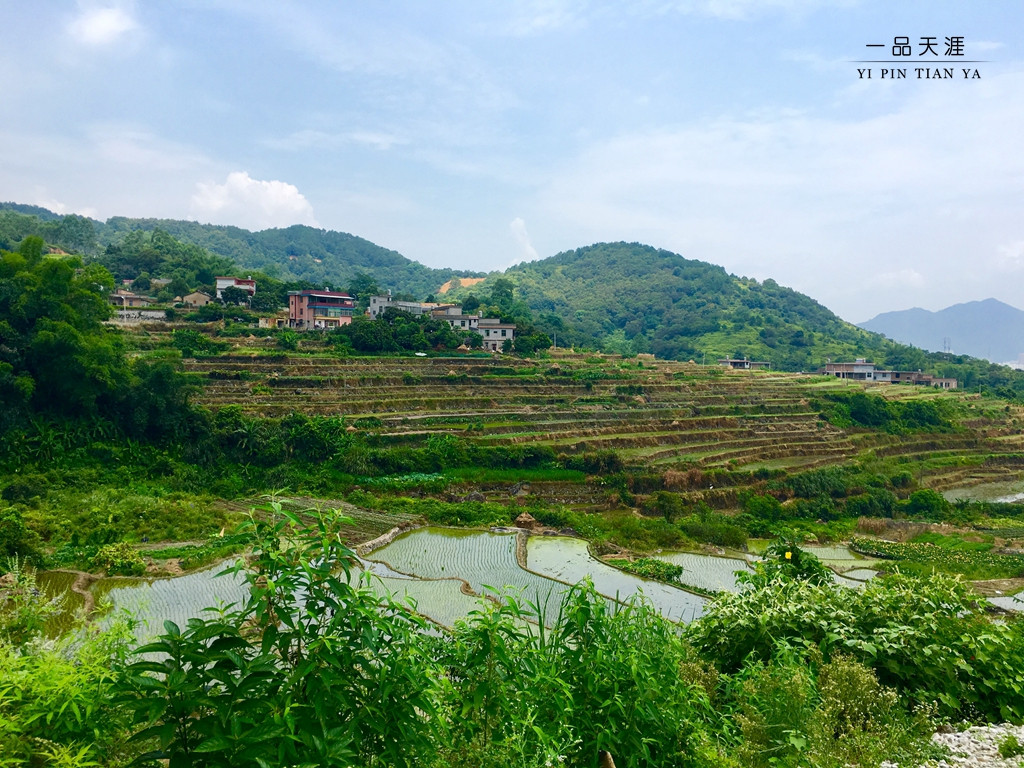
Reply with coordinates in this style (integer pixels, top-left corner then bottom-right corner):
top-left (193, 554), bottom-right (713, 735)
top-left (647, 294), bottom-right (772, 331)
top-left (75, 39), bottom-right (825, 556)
top-left (859, 299), bottom-right (1024, 364)
top-left (0, 203), bottom-right (481, 299)
top-left (4, 203), bottom-right (1024, 390)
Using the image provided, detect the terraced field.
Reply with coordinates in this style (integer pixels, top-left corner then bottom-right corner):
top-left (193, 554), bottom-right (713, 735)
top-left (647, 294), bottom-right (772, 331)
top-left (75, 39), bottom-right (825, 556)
top-left (182, 347), bottom-right (1024, 500)
top-left (366, 528), bottom-right (571, 625)
top-left (525, 536), bottom-right (706, 622)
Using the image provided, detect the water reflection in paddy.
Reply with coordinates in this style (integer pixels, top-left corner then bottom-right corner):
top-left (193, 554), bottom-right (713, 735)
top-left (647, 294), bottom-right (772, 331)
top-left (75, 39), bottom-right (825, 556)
top-left (96, 562), bottom-right (249, 641)
top-left (366, 572), bottom-right (485, 629)
top-left (942, 479), bottom-right (1024, 504)
top-left (652, 551), bottom-right (752, 594)
top-left (526, 536), bottom-right (706, 622)
top-left (365, 528), bottom-right (571, 625)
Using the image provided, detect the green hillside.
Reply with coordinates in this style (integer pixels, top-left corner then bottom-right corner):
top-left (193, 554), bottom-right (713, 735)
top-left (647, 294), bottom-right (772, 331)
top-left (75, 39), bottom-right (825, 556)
top-left (447, 242), bottom-right (896, 367)
top-left (3, 205), bottom-right (1022, 392)
top-left (0, 204), bottom-right (481, 299)
top-left (450, 243), bottom-right (1024, 390)
top-left (97, 218), bottom-right (483, 298)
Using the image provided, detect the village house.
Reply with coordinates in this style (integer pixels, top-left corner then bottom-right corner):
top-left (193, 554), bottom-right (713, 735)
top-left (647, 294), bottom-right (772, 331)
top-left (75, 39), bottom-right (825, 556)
top-left (259, 313), bottom-right (289, 329)
top-left (109, 289), bottom-right (155, 308)
top-left (824, 359), bottom-right (957, 389)
top-left (288, 289), bottom-right (355, 329)
top-left (215, 276), bottom-right (256, 300)
top-left (718, 358), bottom-right (771, 370)
top-left (367, 293), bottom-right (455, 319)
top-left (431, 306), bottom-right (516, 351)
top-left (476, 318), bottom-right (516, 351)
top-left (431, 305), bottom-right (480, 330)
top-left (181, 291), bottom-right (213, 307)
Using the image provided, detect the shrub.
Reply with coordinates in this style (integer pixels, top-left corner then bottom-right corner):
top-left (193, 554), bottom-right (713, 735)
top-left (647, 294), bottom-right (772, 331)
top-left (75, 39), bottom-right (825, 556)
top-left (729, 654), bottom-right (815, 768)
top-left (119, 504), bottom-right (444, 768)
top-left (689, 570), bottom-right (1024, 721)
top-left (806, 654), bottom-right (935, 768)
top-left (678, 516), bottom-right (747, 549)
top-left (0, 570), bottom-right (132, 764)
top-left (999, 732), bottom-right (1024, 759)
top-left (91, 542), bottom-right (146, 576)
top-left (608, 557), bottom-right (684, 584)
top-left (749, 539), bottom-right (832, 585)
top-left (904, 488), bottom-right (950, 520)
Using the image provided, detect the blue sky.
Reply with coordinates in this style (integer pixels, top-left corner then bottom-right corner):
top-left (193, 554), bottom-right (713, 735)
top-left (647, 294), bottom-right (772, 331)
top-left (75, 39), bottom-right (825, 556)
top-left (1, 1), bottom-right (1021, 322)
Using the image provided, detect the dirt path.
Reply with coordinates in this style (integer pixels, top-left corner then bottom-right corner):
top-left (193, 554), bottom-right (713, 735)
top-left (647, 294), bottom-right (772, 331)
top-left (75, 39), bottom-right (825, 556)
top-left (48, 569), bottom-right (100, 615)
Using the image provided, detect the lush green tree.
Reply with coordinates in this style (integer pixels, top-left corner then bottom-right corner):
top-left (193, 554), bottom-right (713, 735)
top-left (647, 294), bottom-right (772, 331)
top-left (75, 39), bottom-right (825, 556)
top-left (0, 244), bottom-right (124, 424)
top-left (249, 290), bottom-right (282, 311)
top-left (904, 488), bottom-right (950, 519)
top-left (650, 490), bottom-right (686, 523)
top-left (488, 278), bottom-right (514, 310)
top-left (220, 285), bottom-right (249, 306)
top-left (346, 271), bottom-right (380, 302)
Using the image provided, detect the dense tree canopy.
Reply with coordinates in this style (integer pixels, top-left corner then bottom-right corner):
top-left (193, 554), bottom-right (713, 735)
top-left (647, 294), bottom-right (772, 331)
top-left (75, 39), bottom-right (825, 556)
top-left (0, 236), bottom-right (198, 447)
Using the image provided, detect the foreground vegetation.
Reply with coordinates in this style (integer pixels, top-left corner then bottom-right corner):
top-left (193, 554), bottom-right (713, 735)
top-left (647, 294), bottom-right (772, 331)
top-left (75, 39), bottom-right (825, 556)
top-left (4, 230), bottom-right (1024, 766)
top-left (7, 507), bottom-right (1023, 768)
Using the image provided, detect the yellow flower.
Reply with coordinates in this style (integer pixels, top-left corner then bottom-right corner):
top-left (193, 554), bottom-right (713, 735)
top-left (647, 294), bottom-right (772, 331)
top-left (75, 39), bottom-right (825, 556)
top-left (785, 551), bottom-right (792, 560)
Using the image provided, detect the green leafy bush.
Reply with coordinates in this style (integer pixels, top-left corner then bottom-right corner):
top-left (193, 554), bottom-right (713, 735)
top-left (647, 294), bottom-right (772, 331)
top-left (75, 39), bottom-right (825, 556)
top-left (678, 515), bottom-right (747, 549)
top-left (608, 557), bottom-right (684, 584)
top-left (689, 570), bottom-right (1024, 721)
top-left (91, 542), bottom-right (146, 576)
top-left (119, 504), bottom-right (443, 768)
top-left (999, 732), bottom-right (1024, 759)
top-left (0, 562), bottom-right (132, 764)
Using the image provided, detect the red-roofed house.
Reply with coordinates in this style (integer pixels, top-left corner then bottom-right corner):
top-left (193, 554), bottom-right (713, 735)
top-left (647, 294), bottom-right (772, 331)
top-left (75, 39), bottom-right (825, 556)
top-left (288, 289), bottom-right (356, 329)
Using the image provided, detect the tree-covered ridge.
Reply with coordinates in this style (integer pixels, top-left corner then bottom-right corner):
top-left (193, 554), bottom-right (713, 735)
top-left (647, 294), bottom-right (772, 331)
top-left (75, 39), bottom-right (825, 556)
top-left (440, 242), bottom-right (1024, 393)
top-left (0, 204), bottom-right (483, 299)
top-left (483, 242), bottom-right (889, 367)
top-left (4, 205), bottom-right (1023, 393)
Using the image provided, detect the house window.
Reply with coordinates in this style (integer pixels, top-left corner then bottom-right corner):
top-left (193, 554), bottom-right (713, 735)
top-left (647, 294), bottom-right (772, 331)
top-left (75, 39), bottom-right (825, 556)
top-left (501, 330), bottom-right (506, 337)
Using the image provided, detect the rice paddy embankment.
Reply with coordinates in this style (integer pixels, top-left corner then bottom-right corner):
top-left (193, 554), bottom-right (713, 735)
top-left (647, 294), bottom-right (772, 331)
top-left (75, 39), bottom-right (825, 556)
top-left (179, 344), bottom-right (1024, 504)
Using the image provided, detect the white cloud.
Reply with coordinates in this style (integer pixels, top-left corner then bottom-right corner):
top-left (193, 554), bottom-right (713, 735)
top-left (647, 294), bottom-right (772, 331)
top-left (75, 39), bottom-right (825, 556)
top-left (67, 3), bottom-right (138, 47)
top-left (33, 193), bottom-right (98, 219)
top-left (191, 172), bottom-right (318, 231)
top-left (509, 217), bottom-right (540, 265)
top-left (536, 68), bottom-right (1024, 319)
top-left (995, 241), bottom-right (1024, 272)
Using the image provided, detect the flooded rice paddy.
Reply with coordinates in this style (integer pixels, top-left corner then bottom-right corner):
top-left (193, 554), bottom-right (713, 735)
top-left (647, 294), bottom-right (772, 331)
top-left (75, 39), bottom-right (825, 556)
top-left (652, 551), bottom-right (753, 594)
top-left (525, 536), bottom-right (705, 622)
top-left (34, 527), bottom-right (1018, 634)
top-left (94, 562), bottom-right (249, 640)
top-left (942, 478), bottom-right (1024, 504)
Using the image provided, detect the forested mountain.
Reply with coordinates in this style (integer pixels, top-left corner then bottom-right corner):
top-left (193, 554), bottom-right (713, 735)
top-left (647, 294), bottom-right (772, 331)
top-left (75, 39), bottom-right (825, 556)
top-left (3, 204), bottom-right (1023, 390)
top-left (448, 243), bottom-right (1024, 391)
top-left (450, 242), bottom-right (890, 368)
top-left (859, 298), bottom-right (1024, 364)
top-left (0, 204), bottom-right (480, 299)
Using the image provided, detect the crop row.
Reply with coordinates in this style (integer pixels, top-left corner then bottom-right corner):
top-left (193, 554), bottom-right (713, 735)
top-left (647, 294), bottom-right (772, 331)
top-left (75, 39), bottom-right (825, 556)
top-left (850, 537), bottom-right (1024, 579)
